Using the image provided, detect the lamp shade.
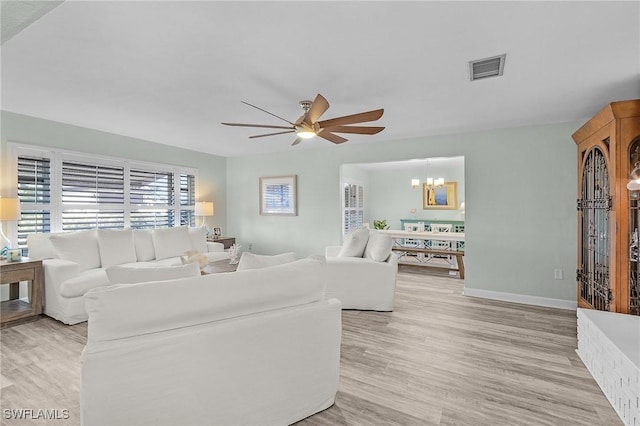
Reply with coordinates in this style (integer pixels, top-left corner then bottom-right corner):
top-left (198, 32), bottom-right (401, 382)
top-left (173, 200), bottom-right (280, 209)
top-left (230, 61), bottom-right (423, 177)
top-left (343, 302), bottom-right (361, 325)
top-left (195, 201), bottom-right (214, 217)
top-left (411, 179), bottom-right (420, 188)
top-left (0, 198), bottom-right (20, 221)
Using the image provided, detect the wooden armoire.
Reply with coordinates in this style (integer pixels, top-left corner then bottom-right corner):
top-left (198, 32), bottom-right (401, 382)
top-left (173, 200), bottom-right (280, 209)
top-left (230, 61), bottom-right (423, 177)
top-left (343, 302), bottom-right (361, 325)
top-left (573, 99), bottom-right (640, 315)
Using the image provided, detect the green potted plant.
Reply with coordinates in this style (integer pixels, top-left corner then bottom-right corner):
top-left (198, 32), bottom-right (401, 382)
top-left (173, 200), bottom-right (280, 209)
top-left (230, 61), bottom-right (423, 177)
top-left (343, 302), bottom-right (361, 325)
top-left (373, 220), bottom-right (389, 230)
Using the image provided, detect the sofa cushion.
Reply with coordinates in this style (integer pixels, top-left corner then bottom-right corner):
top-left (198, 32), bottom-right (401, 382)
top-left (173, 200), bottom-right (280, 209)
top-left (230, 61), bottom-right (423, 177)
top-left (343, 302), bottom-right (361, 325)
top-left (26, 232), bottom-right (60, 260)
top-left (85, 257), bottom-right (327, 342)
top-left (106, 263), bottom-right (200, 284)
top-left (152, 226), bottom-right (192, 260)
top-left (237, 252), bottom-right (297, 271)
top-left (133, 229), bottom-right (155, 262)
top-left (50, 230), bottom-right (101, 271)
top-left (363, 231), bottom-right (393, 262)
top-left (338, 228), bottom-right (370, 257)
top-left (60, 268), bottom-right (110, 298)
top-left (98, 229), bottom-right (137, 268)
top-left (188, 226), bottom-right (208, 253)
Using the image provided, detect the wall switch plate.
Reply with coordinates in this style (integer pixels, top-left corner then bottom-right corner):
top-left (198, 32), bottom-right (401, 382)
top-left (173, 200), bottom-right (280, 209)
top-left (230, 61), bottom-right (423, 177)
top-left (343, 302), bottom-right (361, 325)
top-left (554, 269), bottom-right (564, 280)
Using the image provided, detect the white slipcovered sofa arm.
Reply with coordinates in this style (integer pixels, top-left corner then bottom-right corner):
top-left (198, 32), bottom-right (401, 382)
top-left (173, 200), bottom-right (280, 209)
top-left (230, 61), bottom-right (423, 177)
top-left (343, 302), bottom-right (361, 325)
top-left (206, 241), bottom-right (225, 252)
top-left (43, 258), bottom-right (81, 290)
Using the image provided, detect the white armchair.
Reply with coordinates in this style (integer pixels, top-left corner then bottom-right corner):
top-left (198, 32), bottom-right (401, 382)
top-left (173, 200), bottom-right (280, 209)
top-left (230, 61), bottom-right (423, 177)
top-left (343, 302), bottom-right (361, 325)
top-left (325, 245), bottom-right (398, 311)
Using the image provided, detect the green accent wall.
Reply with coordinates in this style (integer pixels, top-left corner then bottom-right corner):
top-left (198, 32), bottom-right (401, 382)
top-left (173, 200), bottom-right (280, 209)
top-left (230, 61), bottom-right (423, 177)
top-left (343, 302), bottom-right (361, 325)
top-left (227, 122), bottom-right (579, 302)
top-left (0, 110), bottom-right (581, 303)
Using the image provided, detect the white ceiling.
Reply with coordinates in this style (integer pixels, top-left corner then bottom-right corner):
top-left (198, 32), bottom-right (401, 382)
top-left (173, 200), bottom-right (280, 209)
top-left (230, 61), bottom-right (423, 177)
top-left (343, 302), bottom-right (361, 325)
top-left (1, 1), bottom-right (639, 157)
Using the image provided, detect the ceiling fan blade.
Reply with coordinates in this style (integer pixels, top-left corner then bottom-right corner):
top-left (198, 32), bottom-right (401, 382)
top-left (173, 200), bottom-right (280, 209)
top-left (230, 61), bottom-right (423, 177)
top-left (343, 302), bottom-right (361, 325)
top-left (322, 125), bottom-right (385, 135)
top-left (304, 94), bottom-right (330, 125)
top-left (222, 122), bottom-right (294, 130)
top-left (318, 109), bottom-right (384, 128)
top-left (249, 130), bottom-right (296, 139)
top-left (241, 101), bottom-right (295, 125)
top-left (317, 131), bottom-right (348, 144)
top-left (291, 137), bottom-right (303, 146)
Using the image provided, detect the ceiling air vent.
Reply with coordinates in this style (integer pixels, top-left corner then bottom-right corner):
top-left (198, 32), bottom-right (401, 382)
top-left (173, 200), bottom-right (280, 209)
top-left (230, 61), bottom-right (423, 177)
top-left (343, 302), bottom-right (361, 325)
top-left (468, 54), bottom-right (506, 81)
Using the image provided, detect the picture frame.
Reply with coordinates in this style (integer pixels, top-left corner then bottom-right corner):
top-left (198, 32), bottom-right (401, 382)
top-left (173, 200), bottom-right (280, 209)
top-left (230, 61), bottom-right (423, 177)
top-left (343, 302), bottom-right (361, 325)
top-left (423, 181), bottom-right (458, 210)
top-left (259, 175), bottom-right (298, 216)
top-left (8, 249), bottom-right (22, 262)
top-left (212, 227), bottom-right (222, 238)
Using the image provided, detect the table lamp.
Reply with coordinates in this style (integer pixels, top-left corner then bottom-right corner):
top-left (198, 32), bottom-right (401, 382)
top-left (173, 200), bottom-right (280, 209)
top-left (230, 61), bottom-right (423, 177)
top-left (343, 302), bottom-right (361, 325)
top-left (0, 197), bottom-right (20, 256)
top-left (195, 201), bottom-right (214, 227)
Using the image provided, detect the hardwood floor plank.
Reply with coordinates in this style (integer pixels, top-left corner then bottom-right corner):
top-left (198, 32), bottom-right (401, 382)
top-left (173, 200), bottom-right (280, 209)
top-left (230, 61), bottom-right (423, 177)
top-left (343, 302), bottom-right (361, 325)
top-left (0, 271), bottom-right (622, 425)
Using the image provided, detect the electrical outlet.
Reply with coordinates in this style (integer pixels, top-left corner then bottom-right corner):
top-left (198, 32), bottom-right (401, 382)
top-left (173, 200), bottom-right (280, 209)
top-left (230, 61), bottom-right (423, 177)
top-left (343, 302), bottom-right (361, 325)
top-left (248, 243), bottom-right (252, 252)
top-left (554, 269), bottom-right (564, 280)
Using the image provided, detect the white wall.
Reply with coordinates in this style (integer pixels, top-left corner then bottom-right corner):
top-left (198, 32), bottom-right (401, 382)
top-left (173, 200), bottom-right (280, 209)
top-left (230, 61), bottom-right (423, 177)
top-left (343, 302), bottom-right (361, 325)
top-left (227, 121), bottom-right (579, 303)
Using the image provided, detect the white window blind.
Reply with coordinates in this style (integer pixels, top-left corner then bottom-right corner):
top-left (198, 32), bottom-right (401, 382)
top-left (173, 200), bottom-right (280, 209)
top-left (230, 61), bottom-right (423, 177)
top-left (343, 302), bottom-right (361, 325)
top-left (130, 169), bottom-right (175, 229)
top-left (180, 174), bottom-right (195, 226)
top-left (11, 144), bottom-right (198, 247)
top-left (343, 183), bottom-right (364, 235)
top-left (16, 156), bottom-right (52, 247)
top-left (61, 161), bottom-right (125, 231)
top-left (62, 161), bottom-right (125, 204)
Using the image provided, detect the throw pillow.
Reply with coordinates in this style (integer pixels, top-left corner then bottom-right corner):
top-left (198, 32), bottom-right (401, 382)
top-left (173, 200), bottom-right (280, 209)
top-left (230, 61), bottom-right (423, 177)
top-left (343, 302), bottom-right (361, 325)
top-left (180, 250), bottom-right (209, 269)
top-left (151, 226), bottom-right (192, 260)
top-left (188, 226), bottom-right (208, 253)
top-left (105, 263), bottom-right (201, 284)
top-left (236, 252), bottom-right (297, 271)
top-left (133, 229), bottom-right (155, 262)
top-left (26, 233), bottom-right (60, 260)
top-left (338, 228), bottom-right (370, 257)
top-left (50, 230), bottom-right (101, 271)
top-left (97, 229), bottom-right (137, 268)
top-left (363, 230), bottom-right (393, 262)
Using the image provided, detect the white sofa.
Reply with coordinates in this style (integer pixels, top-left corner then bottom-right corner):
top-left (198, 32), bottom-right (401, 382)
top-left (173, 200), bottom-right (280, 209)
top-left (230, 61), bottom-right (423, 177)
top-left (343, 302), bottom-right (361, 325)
top-left (81, 257), bottom-right (342, 426)
top-left (324, 229), bottom-right (398, 311)
top-left (27, 226), bottom-right (229, 325)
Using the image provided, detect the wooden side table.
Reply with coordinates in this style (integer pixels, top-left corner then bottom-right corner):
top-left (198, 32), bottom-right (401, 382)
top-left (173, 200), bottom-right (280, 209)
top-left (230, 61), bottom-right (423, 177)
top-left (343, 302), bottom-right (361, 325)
top-left (207, 237), bottom-right (236, 249)
top-left (0, 258), bottom-right (43, 328)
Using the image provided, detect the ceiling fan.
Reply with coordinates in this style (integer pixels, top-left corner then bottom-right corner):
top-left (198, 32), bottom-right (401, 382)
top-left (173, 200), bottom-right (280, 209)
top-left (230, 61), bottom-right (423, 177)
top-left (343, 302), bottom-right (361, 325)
top-left (222, 94), bottom-right (384, 146)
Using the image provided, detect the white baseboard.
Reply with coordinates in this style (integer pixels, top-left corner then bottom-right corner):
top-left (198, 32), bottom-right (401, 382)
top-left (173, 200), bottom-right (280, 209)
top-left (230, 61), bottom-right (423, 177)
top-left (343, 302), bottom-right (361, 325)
top-left (462, 287), bottom-right (577, 310)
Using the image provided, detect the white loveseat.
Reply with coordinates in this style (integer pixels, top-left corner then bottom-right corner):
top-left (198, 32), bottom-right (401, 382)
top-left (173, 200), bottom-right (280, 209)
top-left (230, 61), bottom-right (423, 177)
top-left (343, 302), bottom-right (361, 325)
top-left (81, 257), bottom-right (342, 426)
top-left (325, 229), bottom-right (398, 311)
top-left (27, 226), bottom-right (229, 325)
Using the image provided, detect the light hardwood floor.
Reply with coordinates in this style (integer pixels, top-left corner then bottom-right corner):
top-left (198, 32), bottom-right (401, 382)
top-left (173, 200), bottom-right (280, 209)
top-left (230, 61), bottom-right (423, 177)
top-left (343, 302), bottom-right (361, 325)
top-left (1, 269), bottom-right (621, 426)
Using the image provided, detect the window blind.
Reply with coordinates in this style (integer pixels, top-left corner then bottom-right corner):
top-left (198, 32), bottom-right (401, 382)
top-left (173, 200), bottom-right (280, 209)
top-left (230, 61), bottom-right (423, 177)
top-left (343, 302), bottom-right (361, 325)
top-left (17, 156), bottom-right (51, 204)
top-left (130, 209), bottom-right (174, 229)
top-left (130, 169), bottom-right (174, 205)
top-left (343, 183), bottom-right (364, 235)
top-left (62, 161), bottom-right (125, 204)
top-left (17, 156), bottom-right (52, 249)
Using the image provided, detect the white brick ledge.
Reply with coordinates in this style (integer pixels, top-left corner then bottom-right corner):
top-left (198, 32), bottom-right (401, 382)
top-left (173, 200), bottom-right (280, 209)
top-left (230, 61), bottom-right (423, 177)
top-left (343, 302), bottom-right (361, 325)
top-left (576, 308), bottom-right (640, 426)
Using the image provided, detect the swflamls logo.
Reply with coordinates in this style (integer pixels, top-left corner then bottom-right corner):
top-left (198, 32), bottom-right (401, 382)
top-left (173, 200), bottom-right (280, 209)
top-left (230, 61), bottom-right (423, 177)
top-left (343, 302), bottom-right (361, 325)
top-left (3, 408), bottom-right (70, 420)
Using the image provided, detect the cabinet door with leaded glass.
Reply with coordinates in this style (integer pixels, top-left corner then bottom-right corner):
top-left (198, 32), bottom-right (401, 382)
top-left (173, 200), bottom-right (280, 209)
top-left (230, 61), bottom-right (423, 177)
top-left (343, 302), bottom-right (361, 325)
top-left (577, 146), bottom-right (611, 311)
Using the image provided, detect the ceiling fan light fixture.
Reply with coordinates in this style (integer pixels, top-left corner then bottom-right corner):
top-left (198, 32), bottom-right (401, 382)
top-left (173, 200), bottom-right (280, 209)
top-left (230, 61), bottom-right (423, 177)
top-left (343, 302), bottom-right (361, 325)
top-left (296, 130), bottom-right (316, 139)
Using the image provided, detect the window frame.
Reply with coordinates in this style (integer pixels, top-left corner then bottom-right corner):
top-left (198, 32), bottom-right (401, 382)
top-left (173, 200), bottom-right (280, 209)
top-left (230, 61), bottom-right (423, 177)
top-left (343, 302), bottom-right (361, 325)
top-left (7, 143), bottom-right (198, 247)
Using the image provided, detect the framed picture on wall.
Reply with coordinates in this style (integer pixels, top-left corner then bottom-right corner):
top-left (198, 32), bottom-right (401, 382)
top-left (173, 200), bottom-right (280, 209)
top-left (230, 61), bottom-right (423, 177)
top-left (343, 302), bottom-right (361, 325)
top-left (423, 181), bottom-right (457, 210)
top-left (259, 175), bottom-right (298, 216)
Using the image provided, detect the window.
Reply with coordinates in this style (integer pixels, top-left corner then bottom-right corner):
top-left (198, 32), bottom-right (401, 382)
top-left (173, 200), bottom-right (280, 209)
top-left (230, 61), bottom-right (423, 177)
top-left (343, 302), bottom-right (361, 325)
top-left (180, 174), bottom-right (196, 226)
top-left (343, 182), bottom-right (364, 235)
top-left (10, 145), bottom-right (198, 250)
top-left (130, 169), bottom-right (174, 229)
top-left (16, 155), bottom-right (51, 247)
top-left (61, 161), bottom-right (125, 231)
